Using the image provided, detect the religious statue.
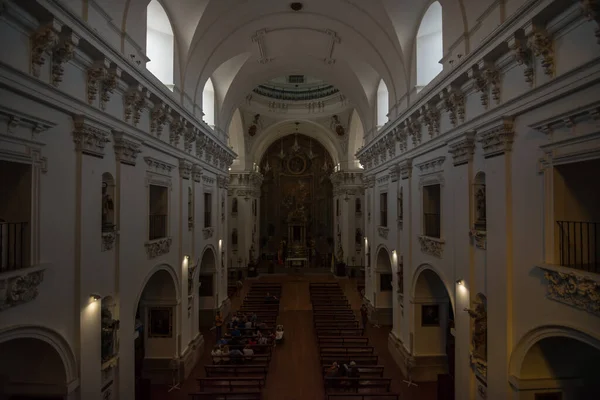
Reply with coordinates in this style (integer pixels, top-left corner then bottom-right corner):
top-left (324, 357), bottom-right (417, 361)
top-left (464, 293), bottom-right (487, 377)
top-left (474, 186), bottom-right (486, 230)
top-left (397, 255), bottom-right (404, 294)
top-left (102, 183), bottom-right (114, 231)
top-left (355, 228), bottom-right (362, 245)
top-left (101, 306), bottom-right (120, 363)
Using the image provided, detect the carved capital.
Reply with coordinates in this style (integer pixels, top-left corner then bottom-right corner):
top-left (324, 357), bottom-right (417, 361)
top-left (87, 59), bottom-right (109, 104)
top-left (73, 116), bottom-right (110, 158)
top-left (52, 31), bottom-right (79, 86)
top-left (508, 34), bottom-right (534, 86)
top-left (203, 227), bottom-right (214, 239)
top-left (529, 25), bottom-right (554, 77)
top-left (417, 235), bottom-right (445, 258)
top-left (447, 132), bottom-right (476, 166)
top-left (477, 117), bottom-right (514, 158)
top-left (192, 164), bottom-right (203, 182)
top-left (101, 65), bottom-right (121, 110)
top-left (469, 229), bottom-right (487, 250)
top-left (179, 159), bottom-right (192, 180)
top-left (0, 269), bottom-right (45, 311)
top-left (539, 266), bottom-right (600, 316)
top-left (378, 226), bottom-right (389, 239)
top-left (101, 230), bottom-right (117, 252)
top-left (581, 0), bottom-right (600, 44)
top-left (145, 237), bottom-right (172, 259)
top-left (31, 21), bottom-right (60, 77)
top-left (113, 131), bottom-right (142, 165)
top-left (150, 103), bottom-right (171, 137)
top-left (398, 159), bottom-right (412, 180)
top-left (124, 85), bottom-right (149, 126)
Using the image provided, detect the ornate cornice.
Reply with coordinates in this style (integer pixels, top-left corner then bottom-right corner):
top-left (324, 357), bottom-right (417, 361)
top-left (72, 115), bottom-right (110, 158)
top-left (477, 117), bottom-right (514, 158)
top-left (179, 159), bottom-right (192, 180)
top-left (202, 175), bottom-right (215, 186)
top-left (192, 164), bottom-right (203, 182)
top-left (112, 131), bottom-right (142, 165)
top-left (229, 171), bottom-right (264, 190)
top-left (124, 84), bottom-right (149, 126)
top-left (144, 156), bottom-right (175, 176)
top-left (0, 267), bottom-right (45, 311)
top-left (469, 229), bottom-right (487, 250)
top-left (52, 30), bottom-right (79, 87)
top-left (31, 20), bottom-right (61, 78)
top-left (398, 159), bottom-right (412, 180)
top-left (538, 265), bottom-right (599, 316)
top-left (217, 174), bottom-right (229, 189)
top-left (447, 132), bottom-right (476, 166)
top-left (145, 238), bottom-right (172, 259)
top-left (417, 235), bottom-right (445, 258)
top-left (415, 156), bottom-right (445, 176)
top-left (101, 230), bottom-right (116, 252)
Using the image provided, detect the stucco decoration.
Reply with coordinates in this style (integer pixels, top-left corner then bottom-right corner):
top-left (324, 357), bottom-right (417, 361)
top-left (203, 227), bottom-right (214, 239)
top-left (145, 237), bottom-right (172, 259)
top-left (0, 268), bottom-right (45, 311)
top-left (378, 226), bottom-right (389, 239)
top-left (465, 293), bottom-right (488, 378)
top-left (469, 229), bottom-right (487, 250)
top-left (52, 31), bottom-right (79, 87)
top-left (539, 266), bottom-right (600, 316)
top-left (30, 21), bottom-right (60, 77)
top-left (417, 235), bottom-right (445, 258)
top-left (101, 231), bottom-right (116, 251)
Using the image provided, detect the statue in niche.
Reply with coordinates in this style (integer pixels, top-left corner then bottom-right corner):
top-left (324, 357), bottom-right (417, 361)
top-left (398, 190), bottom-right (403, 221)
top-left (465, 293), bottom-right (487, 376)
top-left (474, 186), bottom-right (486, 230)
top-left (355, 198), bottom-right (362, 213)
top-left (331, 115), bottom-right (345, 136)
top-left (232, 198), bottom-right (238, 214)
top-left (102, 183), bottom-right (114, 231)
top-left (101, 305), bottom-right (120, 363)
top-left (355, 228), bottom-right (362, 245)
top-left (397, 255), bottom-right (404, 294)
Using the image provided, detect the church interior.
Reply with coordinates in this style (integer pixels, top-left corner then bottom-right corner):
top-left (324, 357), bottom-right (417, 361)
top-left (0, 0), bottom-right (599, 399)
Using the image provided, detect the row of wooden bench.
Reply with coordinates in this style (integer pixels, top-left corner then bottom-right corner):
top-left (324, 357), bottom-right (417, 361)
top-left (188, 282), bottom-right (283, 400)
top-left (309, 282), bottom-right (400, 400)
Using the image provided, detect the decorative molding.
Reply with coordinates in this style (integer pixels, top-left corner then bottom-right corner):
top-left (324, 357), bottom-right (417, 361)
top-left (100, 65), bottom-right (121, 110)
top-left (415, 156), bottom-right (445, 176)
top-left (124, 84), bottom-right (148, 126)
top-left (0, 267), bottom-right (45, 311)
top-left (144, 157), bottom-right (175, 176)
top-left (323, 29), bottom-right (341, 65)
top-left (0, 105), bottom-right (55, 138)
top-left (150, 102), bottom-right (171, 137)
top-left (145, 238), bottom-right (172, 259)
top-left (51, 30), bottom-right (79, 87)
top-left (112, 131), bottom-right (142, 165)
top-left (72, 115), bottom-right (110, 158)
top-left (378, 226), bottom-right (389, 239)
top-left (101, 230), bottom-right (116, 251)
top-left (87, 58), bottom-right (109, 104)
top-left (202, 175), bottom-right (215, 186)
top-left (538, 265), bottom-right (600, 316)
top-left (477, 117), bottom-right (515, 158)
top-left (389, 165), bottom-right (399, 182)
top-left (31, 20), bottom-right (61, 78)
top-left (422, 103), bottom-right (441, 138)
top-left (529, 24), bottom-right (554, 77)
top-left (203, 227), bottom-right (214, 239)
top-left (469, 229), bottom-right (487, 250)
top-left (179, 159), bottom-right (192, 180)
top-left (441, 86), bottom-right (465, 127)
top-left (447, 132), bottom-right (476, 166)
top-left (417, 235), bottom-right (445, 258)
top-left (170, 115), bottom-right (186, 146)
top-left (192, 164), bottom-right (203, 182)
top-left (529, 101), bottom-right (600, 134)
top-left (251, 29), bottom-right (272, 64)
top-left (581, 0), bottom-right (600, 44)
top-left (398, 159), bottom-right (412, 180)
top-left (507, 34), bottom-right (534, 86)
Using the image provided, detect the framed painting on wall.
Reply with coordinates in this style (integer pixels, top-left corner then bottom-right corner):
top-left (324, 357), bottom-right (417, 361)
top-left (421, 304), bottom-right (440, 326)
top-left (148, 307), bottom-right (173, 337)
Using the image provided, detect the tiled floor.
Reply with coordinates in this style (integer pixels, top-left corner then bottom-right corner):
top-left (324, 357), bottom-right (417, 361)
top-left (150, 274), bottom-right (436, 400)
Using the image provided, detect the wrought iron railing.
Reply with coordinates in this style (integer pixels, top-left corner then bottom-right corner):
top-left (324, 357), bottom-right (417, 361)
top-left (0, 222), bottom-right (29, 273)
top-left (148, 214), bottom-right (167, 240)
top-left (557, 221), bottom-right (599, 273)
top-left (424, 213), bottom-right (441, 238)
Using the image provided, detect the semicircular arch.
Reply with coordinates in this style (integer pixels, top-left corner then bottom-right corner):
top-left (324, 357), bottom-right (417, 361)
top-left (375, 244), bottom-right (393, 271)
top-left (196, 244), bottom-right (218, 277)
top-left (133, 263), bottom-right (181, 318)
top-left (411, 263), bottom-right (455, 315)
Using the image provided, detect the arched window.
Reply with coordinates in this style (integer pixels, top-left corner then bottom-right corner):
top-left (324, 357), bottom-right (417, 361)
top-left (146, 0), bottom-right (174, 90)
top-left (376, 80), bottom-right (389, 129)
top-left (203, 78), bottom-right (215, 128)
top-left (416, 1), bottom-right (443, 92)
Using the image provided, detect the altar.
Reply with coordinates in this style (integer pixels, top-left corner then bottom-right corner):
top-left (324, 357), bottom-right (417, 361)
top-left (286, 257), bottom-right (308, 268)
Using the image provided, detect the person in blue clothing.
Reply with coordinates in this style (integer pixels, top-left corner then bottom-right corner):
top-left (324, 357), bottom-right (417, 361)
top-left (231, 327), bottom-right (241, 337)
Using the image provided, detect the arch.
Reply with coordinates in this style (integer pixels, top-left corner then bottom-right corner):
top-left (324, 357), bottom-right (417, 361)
top-left (198, 244), bottom-right (217, 275)
top-left (202, 77), bottom-right (216, 127)
top-left (416, 1), bottom-right (443, 91)
top-left (375, 245), bottom-right (393, 272)
top-left (376, 79), bottom-right (389, 129)
top-left (146, 0), bottom-right (175, 89)
top-left (133, 263), bottom-right (181, 318)
top-left (250, 120), bottom-right (342, 167)
top-left (509, 325), bottom-right (600, 379)
top-left (0, 325), bottom-right (79, 390)
top-left (411, 263), bottom-right (455, 315)
top-left (228, 108), bottom-right (245, 170)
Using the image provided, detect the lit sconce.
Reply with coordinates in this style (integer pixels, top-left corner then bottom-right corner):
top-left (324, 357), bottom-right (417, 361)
top-left (228, 167), bottom-right (232, 171)
top-left (90, 293), bottom-right (101, 302)
top-left (456, 279), bottom-right (464, 286)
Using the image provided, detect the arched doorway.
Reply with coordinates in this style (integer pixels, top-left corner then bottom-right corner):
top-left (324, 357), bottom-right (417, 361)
top-left (259, 134), bottom-right (334, 267)
top-left (374, 247), bottom-right (393, 324)
top-left (198, 247), bottom-right (217, 328)
top-left (134, 267), bottom-right (179, 398)
top-left (510, 329), bottom-right (600, 399)
top-left (411, 266), bottom-right (454, 395)
top-left (0, 332), bottom-right (74, 399)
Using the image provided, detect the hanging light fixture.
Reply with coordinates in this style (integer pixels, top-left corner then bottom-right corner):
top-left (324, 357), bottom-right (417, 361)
top-left (277, 137), bottom-right (286, 159)
top-left (307, 138), bottom-right (316, 160)
top-left (263, 160), bottom-right (271, 173)
top-left (291, 122), bottom-right (301, 153)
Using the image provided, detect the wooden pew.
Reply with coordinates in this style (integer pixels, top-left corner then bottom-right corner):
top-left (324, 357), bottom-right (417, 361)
top-left (197, 377), bottom-right (265, 391)
top-left (313, 304), bottom-right (351, 310)
top-left (313, 310), bottom-right (356, 317)
top-left (319, 345), bottom-right (375, 355)
top-left (318, 336), bottom-right (370, 346)
top-left (323, 377), bottom-right (391, 392)
top-left (320, 355), bottom-right (379, 365)
top-left (321, 365), bottom-right (385, 378)
top-left (315, 321), bottom-right (360, 329)
top-left (317, 328), bottom-right (365, 336)
top-left (212, 354), bottom-right (270, 365)
top-left (189, 391), bottom-right (261, 399)
top-left (326, 393), bottom-right (399, 400)
top-left (314, 314), bottom-right (356, 321)
top-left (204, 364), bottom-right (268, 377)
top-left (309, 282), bottom-right (340, 287)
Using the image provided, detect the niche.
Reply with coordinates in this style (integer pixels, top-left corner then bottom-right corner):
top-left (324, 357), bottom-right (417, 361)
top-left (188, 187), bottom-right (194, 230)
top-left (232, 197), bottom-right (238, 215)
top-left (102, 173), bottom-right (115, 232)
top-left (355, 198), bottom-right (362, 214)
top-left (473, 172), bottom-right (486, 231)
top-left (232, 229), bottom-right (238, 250)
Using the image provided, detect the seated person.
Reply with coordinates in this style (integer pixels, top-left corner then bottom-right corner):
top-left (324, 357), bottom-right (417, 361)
top-left (258, 334), bottom-right (269, 345)
top-left (217, 337), bottom-right (229, 345)
top-left (221, 345), bottom-right (231, 363)
top-left (247, 337), bottom-right (257, 346)
top-left (230, 327), bottom-right (241, 337)
top-left (250, 312), bottom-right (258, 323)
top-left (242, 344), bottom-right (254, 360)
top-left (245, 319), bottom-right (253, 329)
top-left (264, 292), bottom-right (272, 302)
top-left (326, 362), bottom-right (339, 377)
top-left (346, 361), bottom-right (359, 378)
top-left (229, 347), bottom-right (244, 363)
top-left (275, 325), bottom-right (284, 344)
top-left (256, 322), bottom-right (268, 329)
top-left (211, 345), bottom-right (222, 364)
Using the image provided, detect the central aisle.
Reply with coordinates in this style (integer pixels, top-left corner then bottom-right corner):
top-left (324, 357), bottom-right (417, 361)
top-left (261, 277), bottom-right (324, 399)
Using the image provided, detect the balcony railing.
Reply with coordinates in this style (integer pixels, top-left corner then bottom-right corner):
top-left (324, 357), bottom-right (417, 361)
top-left (148, 214), bottom-right (167, 240)
top-left (557, 221), bottom-right (599, 274)
top-left (1, 222), bottom-right (29, 273)
top-left (424, 213), bottom-right (441, 238)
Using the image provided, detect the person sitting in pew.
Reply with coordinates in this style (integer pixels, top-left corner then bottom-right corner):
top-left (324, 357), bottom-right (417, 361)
top-left (217, 336), bottom-right (229, 346)
top-left (228, 347), bottom-right (244, 363)
top-left (247, 337), bottom-right (257, 346)
top-left (250, 312), bottom-right (258, 324)
top-left (275, 325), bottom-right (284, 345)
top-left (231, 327), bottom-right (241, 337)
top-left (221, 345), bottom-right (231, 364)
top-left (326, 362), bottom-right (339, 377)
top-left (245, 319), bottom-right (253, 329)
top-left (258, 333), bottom-right (269, 345)
top-left (211, 345), bottom-right (223, 364)
top-left (243, 344), bottom-right (254, 360)
top-left (256, 322), bottom-right (268, 330)
top-left (346, 361), bottom-right (359, 378)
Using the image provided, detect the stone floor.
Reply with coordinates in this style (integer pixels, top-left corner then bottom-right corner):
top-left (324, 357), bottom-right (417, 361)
top-left (150, 273), bottom-right (437, 400)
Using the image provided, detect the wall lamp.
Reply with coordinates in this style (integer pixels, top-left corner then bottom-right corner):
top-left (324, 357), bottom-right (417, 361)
top-left (90, 293), bottom-right (102, 301)
top-left (456, 279), bottom-right (464, 286)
